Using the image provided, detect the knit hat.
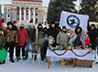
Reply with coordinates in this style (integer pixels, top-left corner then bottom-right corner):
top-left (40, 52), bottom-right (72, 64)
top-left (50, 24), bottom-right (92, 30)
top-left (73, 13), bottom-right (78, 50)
top-left (51, 21), bottom-right (55, 25)
top-left (7, 22), bottom-right (13, 26)
top-left (38, 24), bottom-right (42, 27)
top-left (62, 26), bottom-right (66, 29)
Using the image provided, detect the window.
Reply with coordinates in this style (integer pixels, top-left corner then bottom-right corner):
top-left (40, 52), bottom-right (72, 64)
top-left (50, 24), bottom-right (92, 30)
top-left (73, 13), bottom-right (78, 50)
top-left (8, 14), bottom-right (10, 17)
top-left (35, 8), bottom-right (38, 15)
top-left (17, 7), bottom-right (19, 15)
top-left (7, 8), bottom-right (11, 12)
top-left (26, 8), bottom-right (29, 15)
top-left (35, 18), bottom-right (38, 24)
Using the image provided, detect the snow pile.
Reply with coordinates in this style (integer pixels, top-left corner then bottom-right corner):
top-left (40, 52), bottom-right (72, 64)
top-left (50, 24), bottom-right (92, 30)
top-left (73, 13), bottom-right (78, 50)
top-left (0, 52), bottom-right (98, 72)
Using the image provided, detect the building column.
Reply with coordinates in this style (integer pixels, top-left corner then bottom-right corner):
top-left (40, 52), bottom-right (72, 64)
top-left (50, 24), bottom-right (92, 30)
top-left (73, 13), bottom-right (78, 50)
top-left (1, 4), bottom-right (4, 15)
top-left (29, 8), bottom-right (31, 21)
top-left (19, 7), bottom-right (22, 23)
top-left (24, 7), bottom-right (26, 20)
top-left (33, 8), bottom-right (35, 24)
top-left (43, 14), bottom-right (45, 25)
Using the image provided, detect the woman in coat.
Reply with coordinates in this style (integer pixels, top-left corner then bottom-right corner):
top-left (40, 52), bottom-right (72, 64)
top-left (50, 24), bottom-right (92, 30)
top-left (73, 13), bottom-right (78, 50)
top-left (80, 30), bottom-right (90, 47)
top-left (74, 27), bottom-right (82, 47)
top-left (17, 24), bottom-right (28, 61)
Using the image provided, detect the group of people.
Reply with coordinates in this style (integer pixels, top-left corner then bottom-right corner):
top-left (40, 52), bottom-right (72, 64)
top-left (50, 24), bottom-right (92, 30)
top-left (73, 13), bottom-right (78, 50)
top-left (48, 21), bottom-right (97, 50)
top-left (0, 19), bottom-right (98, 65)
top-left (0, 20), bottom-right (29, 64)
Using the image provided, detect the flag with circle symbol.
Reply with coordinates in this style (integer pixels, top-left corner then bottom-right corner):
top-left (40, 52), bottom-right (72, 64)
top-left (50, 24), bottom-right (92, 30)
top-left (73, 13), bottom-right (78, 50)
top-left (59, 11), bottom-right (89, 31)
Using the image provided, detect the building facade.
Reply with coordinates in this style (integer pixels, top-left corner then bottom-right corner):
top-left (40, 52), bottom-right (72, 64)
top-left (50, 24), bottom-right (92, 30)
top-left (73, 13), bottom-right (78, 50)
top-left (4, 0), bottom-right (47, 25)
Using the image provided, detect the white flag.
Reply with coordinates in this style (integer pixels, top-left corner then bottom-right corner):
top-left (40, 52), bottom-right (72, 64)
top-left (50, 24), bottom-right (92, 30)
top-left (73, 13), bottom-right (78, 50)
top-left (59, 11), bottom-right (89, 31)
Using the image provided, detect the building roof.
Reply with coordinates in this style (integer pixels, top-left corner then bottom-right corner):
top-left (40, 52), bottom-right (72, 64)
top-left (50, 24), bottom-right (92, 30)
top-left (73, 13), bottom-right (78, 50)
top-left (13, 0), bottom-right (42, 2)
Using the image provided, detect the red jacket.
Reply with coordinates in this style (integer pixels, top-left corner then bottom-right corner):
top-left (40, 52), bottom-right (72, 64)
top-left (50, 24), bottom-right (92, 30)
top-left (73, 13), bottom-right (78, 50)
top-left (17, 29), bottom-right (28, 46)
top-left (0, 19), bottom-right (2, 24)
top-left (84, 35), bottom-right (90, 46)
top-left (79, 35), bottom-right (90, 46)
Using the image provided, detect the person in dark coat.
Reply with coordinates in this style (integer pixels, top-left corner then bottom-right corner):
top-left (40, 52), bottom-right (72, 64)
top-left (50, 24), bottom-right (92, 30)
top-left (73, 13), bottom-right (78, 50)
top-left (0, 29), bottom-right (5, 49)
top-left (88, 24), bottom-right (97, 50)
top-left (47, 22), bottom-right (59, 47)
top-left (4, 22), bottom-right (18, 63)
top-left (12, 21), bottom-right (18, 31)
top-left (74, 27), bottom-right (82, 48)
top-left (41, 27), bottom-right (48, 61)
top-left (0, 28), bottom-right (5, 64)
top-left (37, 24), bottom-right (45, 61)
top-left (54, 20), bottom-right (61, 31)
top-left (12, 21), bottom-right (19, 60)
top-left (25, 21), bottom-right (36, 59)
top-left (17, 24), bottom-right (28, 61)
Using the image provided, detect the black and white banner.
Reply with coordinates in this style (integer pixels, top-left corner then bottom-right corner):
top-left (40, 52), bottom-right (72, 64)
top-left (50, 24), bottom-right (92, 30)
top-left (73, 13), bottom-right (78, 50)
top-left (59, 11), bottom-right (89, 31)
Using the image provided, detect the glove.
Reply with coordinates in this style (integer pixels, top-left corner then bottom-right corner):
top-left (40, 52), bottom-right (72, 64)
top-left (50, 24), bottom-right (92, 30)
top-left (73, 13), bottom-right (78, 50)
top-left (24, 43), bottom-right (27, 46)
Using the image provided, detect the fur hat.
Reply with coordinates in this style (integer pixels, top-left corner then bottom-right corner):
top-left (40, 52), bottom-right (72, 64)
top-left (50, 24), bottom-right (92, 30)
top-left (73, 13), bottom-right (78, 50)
top-left (7, 22), bottom-right (13, 26)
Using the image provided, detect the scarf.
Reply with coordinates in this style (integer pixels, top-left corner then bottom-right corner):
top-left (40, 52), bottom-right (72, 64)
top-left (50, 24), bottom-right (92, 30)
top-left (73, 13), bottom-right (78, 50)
top-left (80, 34), bottom-right (88, 46)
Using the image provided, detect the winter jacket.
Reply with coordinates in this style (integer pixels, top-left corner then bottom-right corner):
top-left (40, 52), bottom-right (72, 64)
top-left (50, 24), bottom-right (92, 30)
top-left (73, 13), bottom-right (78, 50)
top-left (0, 35), bottom-right (5, 49)
top-left (88, 28), bottom-right (97, 49)
top-left (5, 28), bottom-right (18, 43)
top-left (38, 29), bottom-right (45, 46)
top-left (57, 31), bottom-right (68, 44)
top-left (17, 28), bottom-right (28, 46)
top-left (74, 34), bottom-right (81, 46)
top-left (47, 27), bottom-right (59, 43)
top-left (69, 34), bottom-right (77, 44)
top-left (80, 34), bottom-right (90, 46)
top-left (26, 25), bottom-right (36, 42)
top-left (88, 29), bottom-right (97, 43)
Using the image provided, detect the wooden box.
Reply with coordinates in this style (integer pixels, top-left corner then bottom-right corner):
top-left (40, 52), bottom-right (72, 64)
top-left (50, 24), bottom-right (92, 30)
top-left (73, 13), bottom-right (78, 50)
top-left (75, 59), bottom-right (93, 67)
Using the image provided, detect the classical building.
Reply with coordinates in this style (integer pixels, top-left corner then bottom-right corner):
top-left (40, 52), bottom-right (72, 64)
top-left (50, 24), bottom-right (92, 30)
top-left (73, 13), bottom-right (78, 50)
top-left (4, 0), bottom-right (48, 25)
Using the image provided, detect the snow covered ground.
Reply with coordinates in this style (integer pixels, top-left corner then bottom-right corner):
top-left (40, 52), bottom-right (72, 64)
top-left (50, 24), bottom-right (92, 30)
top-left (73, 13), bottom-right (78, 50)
top-left (0, 52), bottom-right (98, 72)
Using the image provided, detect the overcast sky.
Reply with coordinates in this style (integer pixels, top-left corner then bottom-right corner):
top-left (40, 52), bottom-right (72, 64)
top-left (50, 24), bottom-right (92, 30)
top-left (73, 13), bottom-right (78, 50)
top-left (0, 0), bottom-right (50, 6)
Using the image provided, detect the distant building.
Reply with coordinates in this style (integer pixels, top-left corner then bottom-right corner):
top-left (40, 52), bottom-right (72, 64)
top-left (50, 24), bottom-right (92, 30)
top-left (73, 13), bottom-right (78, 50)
top-left (4, 0), bottom-right (48, 25)
top-left (0, 3), bottom-right (1, 14)
top-left (0, 3), bottom-right (4, 18)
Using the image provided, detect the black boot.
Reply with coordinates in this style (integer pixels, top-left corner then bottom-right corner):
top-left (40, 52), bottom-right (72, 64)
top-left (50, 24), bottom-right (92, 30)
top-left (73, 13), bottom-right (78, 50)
top-left (10, 58), bottom-right (15, 63)
top-left (0, 60), bottom-right (5, 65)
top-left (17, 57), bottom-right (21, 61)
top-left (2, 60), bottom-right (5, 64)
top-left (25, 56), bottom-right (28, 59)
top-left (23, 56), bottom-right (27, 60)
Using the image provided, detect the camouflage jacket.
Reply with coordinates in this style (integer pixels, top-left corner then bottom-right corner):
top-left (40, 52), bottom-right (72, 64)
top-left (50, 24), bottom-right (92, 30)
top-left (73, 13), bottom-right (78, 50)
top-left (5, 28), bottom-right (18, 43)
